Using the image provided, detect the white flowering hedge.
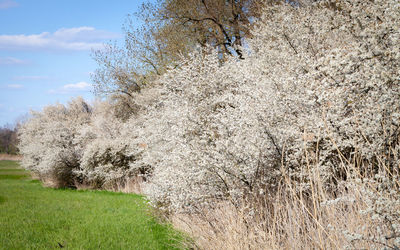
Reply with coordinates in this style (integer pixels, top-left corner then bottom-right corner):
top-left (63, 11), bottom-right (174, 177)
top-left (144, 0), bottom-right (400, 211)
top-left (19, 97), bottom-right (154, 188)
top-left (19, 0), bottom-right (399, 214)
top-left (76, 98), bottom-right (156, 188)
top-left (18, 97), bottom-right (91, 187)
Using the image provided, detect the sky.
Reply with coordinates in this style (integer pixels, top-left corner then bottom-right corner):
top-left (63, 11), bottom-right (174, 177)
top-left (0, 0), bottom-right (147, 126)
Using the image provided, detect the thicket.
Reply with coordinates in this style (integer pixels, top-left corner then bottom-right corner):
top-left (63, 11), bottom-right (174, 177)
top-left (18, 0), bottom-right (400, 248)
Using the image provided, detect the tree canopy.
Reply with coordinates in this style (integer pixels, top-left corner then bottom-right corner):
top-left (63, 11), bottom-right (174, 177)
top-left (92, 0), bottom-right (267, 104)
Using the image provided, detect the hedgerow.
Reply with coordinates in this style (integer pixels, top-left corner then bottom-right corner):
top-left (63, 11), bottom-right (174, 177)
top-left (18, 0), bottom-right (399, 248)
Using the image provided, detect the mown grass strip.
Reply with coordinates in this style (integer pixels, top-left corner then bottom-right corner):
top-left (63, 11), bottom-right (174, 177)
top-left (0, 174), bottom-right (29, 180)
top-left (0, 169), bottom-right (26, 172)
top-left (0, 160), bottom-right (20, 168)
top-left (0, 160), bottom-right (187, 249)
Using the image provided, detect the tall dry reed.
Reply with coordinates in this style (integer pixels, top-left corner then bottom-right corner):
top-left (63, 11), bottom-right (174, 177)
top-left (172, 150), bottom-right (400, 250)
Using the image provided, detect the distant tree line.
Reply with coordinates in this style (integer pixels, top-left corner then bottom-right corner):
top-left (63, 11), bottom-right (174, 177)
top-left (0, 125), bottom-right (18, 154)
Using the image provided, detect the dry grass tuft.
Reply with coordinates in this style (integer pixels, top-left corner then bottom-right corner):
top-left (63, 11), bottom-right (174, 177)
top-left (74, 177), bottom-right (144, 194)
top-left (107, 176), bottom-right (145, 194)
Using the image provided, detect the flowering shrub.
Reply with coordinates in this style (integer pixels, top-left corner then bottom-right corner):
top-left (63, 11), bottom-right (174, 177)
top-left (18, 97), bottom-right (92, 187)
top-left (342, 172), bottom-right (400, 248)
top-left (76, 100), bottom-right (153, 188)
top-left (247, 0), bottom-right (400, 191)
top-left (144, 0), bottom-right (399, 211)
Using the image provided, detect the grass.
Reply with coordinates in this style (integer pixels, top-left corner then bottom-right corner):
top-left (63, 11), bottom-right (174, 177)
top-left (0, 160), bottom-right (186, 249)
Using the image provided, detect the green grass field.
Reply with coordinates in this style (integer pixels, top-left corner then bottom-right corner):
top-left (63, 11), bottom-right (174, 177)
top-left (0, 160), bottom-right (186, 249)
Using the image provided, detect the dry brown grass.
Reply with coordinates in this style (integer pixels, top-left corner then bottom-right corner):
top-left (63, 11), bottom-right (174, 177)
top-left (107, 176), bottom-right (145, 194)
top-left (172, 163), bottom-right (399, 250)
top-left (74, 177), bottom-right (145, 194)
top-left (0, 154), bottom-right (22, 161)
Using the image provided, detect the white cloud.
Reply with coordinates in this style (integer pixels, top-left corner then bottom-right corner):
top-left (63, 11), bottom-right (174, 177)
top-left (6, 84), bottom-right (23, 89)
top-left (49, 81), bottom-right (92, 94)
top-left (0, 56), bottom-right (28, 65)
top-left (0, 27), bottom-right (120, 51)
top-left (0, 0), bottom-right (18, 9)
top-left (63, 81), bottom-right (91, 90)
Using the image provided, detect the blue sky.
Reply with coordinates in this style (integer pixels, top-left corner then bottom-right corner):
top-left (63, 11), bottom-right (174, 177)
top-left (0, 0), bottom-right (146, 126)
